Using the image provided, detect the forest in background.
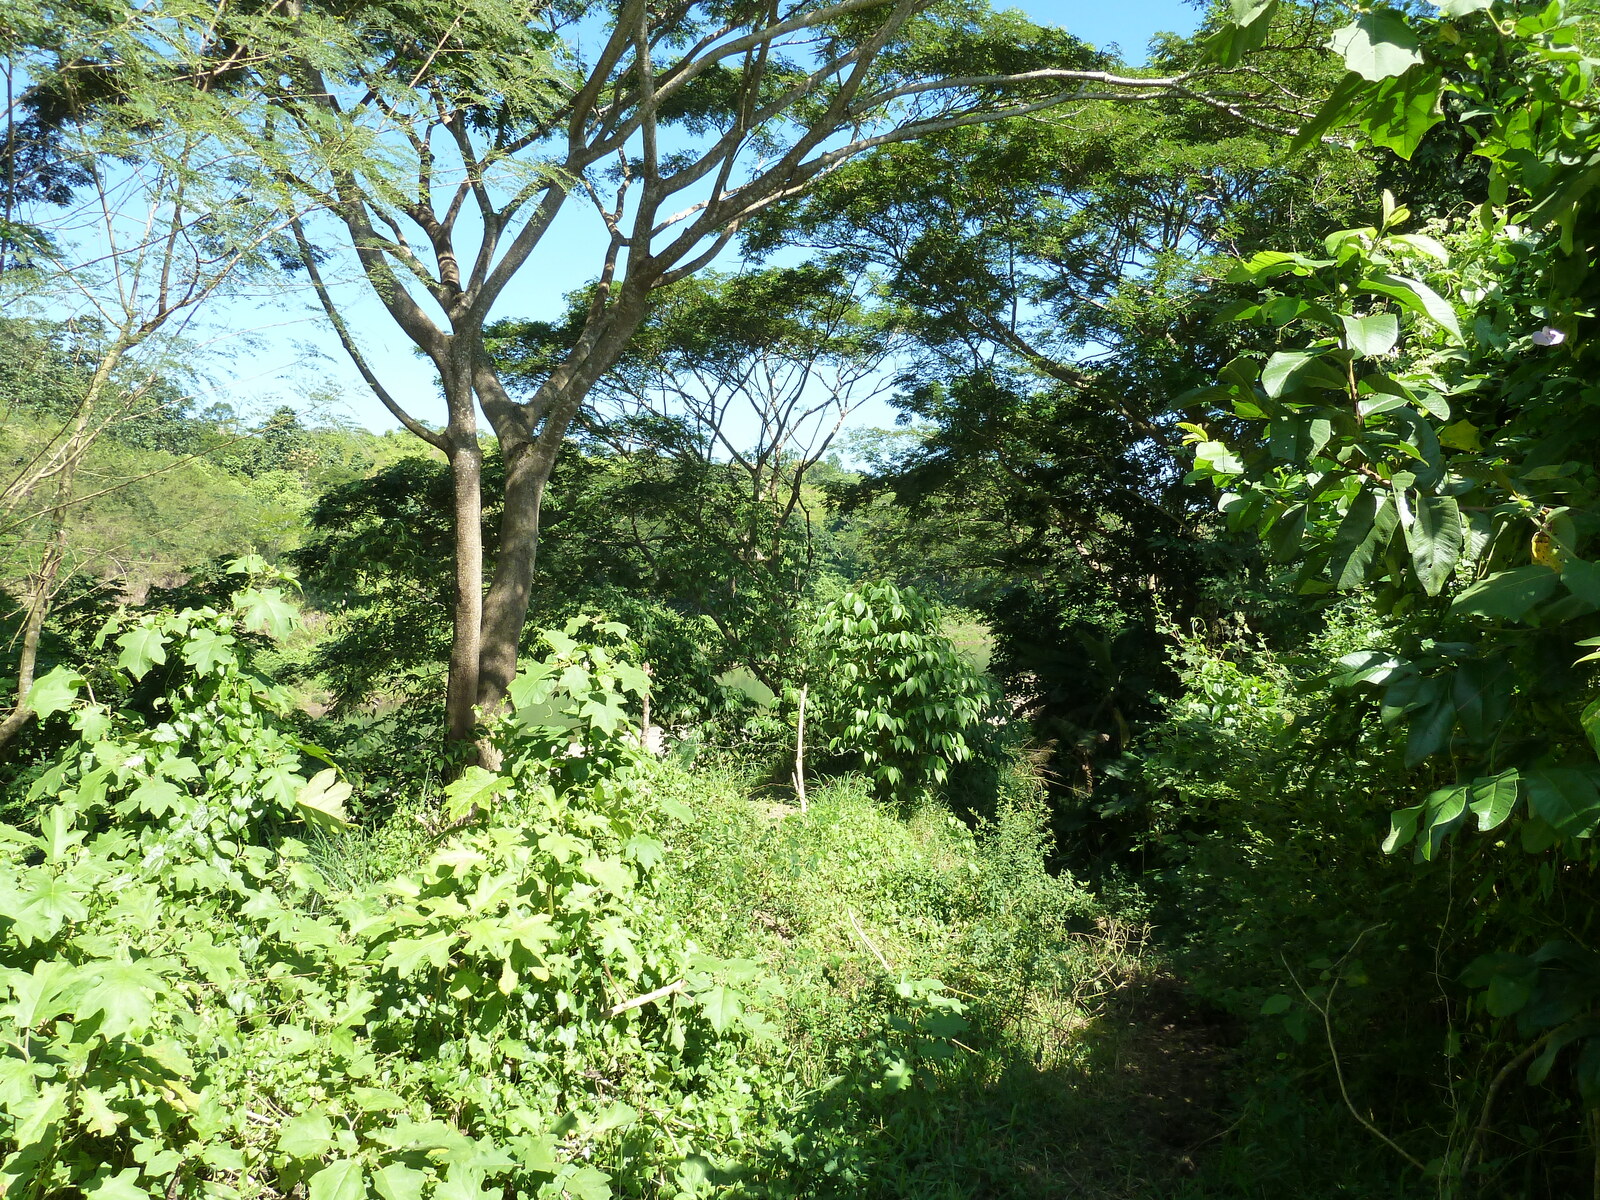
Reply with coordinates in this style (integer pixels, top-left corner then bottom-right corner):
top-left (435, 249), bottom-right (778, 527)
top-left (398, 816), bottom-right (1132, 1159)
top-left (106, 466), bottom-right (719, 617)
top-left (4, 0), bottom-right (1600, 1196)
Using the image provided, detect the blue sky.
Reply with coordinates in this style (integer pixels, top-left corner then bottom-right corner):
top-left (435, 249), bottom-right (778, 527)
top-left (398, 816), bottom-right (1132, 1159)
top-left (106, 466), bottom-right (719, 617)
top-left (243, 0), bottom-right (1206, 434)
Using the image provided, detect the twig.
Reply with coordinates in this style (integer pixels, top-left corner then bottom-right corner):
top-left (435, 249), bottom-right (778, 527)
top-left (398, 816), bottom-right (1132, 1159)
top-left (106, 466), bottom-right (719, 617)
top-left (848, 908), bottom-right (892, 973)
top-left (1283, 929), bottom-right (1428, 1174)
top-left (608, 978), bottom-right (686, 1018)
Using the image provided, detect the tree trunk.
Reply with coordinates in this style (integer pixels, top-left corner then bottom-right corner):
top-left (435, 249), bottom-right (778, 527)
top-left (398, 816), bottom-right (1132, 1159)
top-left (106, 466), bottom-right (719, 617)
top-left (443, 369), bottom-right (486, 745)
top-left (0, 507), bottom-right (68, 755)
top-left (476, 433), bottom-right (547, 715)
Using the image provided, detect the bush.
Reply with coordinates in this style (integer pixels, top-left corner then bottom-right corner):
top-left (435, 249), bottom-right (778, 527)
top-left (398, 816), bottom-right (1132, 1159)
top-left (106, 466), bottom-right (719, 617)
top-left (812, 582), bottom-right (995, 796)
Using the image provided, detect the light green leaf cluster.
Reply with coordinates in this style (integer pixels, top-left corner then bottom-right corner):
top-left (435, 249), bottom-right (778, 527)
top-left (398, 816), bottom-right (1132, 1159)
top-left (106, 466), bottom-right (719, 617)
top-left (2, 593), bottom-right (776, 1197)
top-left (813, 583), bottom-right (994, 796)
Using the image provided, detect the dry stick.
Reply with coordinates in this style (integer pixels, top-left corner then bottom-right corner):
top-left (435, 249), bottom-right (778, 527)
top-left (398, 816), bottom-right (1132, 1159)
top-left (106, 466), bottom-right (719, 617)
top-left (1460, 1019), bottom-right (1587, 1193)
top-left (792, 683), bottom-right (808, 812)
top-left (608, 978), bottom-right (686, 1018)
top-left (848, 908), bottom-right (892, 973)
top-left (1283, 939), bottom-right (1428, 1174)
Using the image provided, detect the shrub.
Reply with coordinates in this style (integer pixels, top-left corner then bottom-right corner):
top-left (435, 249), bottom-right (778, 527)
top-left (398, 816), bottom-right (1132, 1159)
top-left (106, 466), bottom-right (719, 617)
top-left (813, 582), bottom-right (994, 796)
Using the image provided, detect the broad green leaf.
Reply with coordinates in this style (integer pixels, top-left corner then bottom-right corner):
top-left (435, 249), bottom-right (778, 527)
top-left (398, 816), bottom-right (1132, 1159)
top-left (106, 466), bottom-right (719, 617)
top-left (1289, 73), bottom-right (1372, 155)
top-left (1384, 804), bottom-right (1422, 853)
top-left (1563, 557), bottom-right (1600, 608)
top-left (116, 626), bottom-right (168, 680)
top-left (560, 1165), bottom-right (614, 1200)
top-left (1333, 494), bottom-right (1399, 589)
top-left (443, 766), bottom-right (509, 822)
top-left (80, 961), bottom-right (161, 1036)
top-left (1201, 0), bottom-right (1278, 65)
top-left (296, 769), bottom-right (352, 828)
top-left (1261, 350), bottom-right (1349, 398)
top-left (697, 984), bottom-right (743, 1033)
top-left (279, 1113), bottom-right (337, 1159)
top-left (125, 777), bottom-right (184, 817)
top-left (308, 1159), bottom-right (366, 1200)
top-left (1196, 441), bottom-right (1244, 476)
top-left (1583, 697), bottom-right (1600, 758)
top-left (1361, 69), bottom-right (1445, 160)
top-left (1526, 767), bottom-right (1600, 837)
top-left (435, 1165), bottom-right (496, 1200)
top-left (1405, 494), bottom-right (1462, 595)
top-left (85, 1169), bottom-right (147, 1200)
top-left (1360, 273), bottom-right (1460, 340)
top-left (1418, 785), bottom-right (1468, 860)
top-left (236, 586), bottom-right (297, 639)
top-left (372, 1163), bottom-right (427, 1200)
top-left (1340, 312), bottom-right (1399, 357)
top-left (1452, 565), bottom-right (1560, 620)
top-left (1467, 769), bottom-right (1522, 832)
top-left (180, 627), bottom-right (236, 675)
top-left (382, 931), bottom-right (456, 976)
top-left (22, 666), bottom-right (83, 718)
top-left (1330, 11), bottom-right (1423, 80)
top-left (1438, 0), bottom-right (1493, 14)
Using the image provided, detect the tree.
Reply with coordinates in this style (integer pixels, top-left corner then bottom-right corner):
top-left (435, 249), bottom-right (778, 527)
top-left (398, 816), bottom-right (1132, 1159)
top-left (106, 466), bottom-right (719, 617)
top-left (259, 0), bottom-right (1297, 747)
top-left (0, 10), bottom-right (307, 751)
top-left (497, 264), bottom-right (899, 688)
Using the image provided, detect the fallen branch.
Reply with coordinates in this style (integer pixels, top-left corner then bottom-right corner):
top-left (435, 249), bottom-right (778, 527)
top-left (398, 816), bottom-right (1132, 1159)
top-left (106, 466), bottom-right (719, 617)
top-left (849, 908), bottom-right (892, 973)
top-left (609, 978), bottom-right (686, 1018)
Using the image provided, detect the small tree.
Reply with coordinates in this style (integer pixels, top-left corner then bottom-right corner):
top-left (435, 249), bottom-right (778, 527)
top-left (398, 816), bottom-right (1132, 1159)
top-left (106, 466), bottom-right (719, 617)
top-left (814, 581), bottom-right (992, 795)
top-left (0, 10), bottom-right (307, 751)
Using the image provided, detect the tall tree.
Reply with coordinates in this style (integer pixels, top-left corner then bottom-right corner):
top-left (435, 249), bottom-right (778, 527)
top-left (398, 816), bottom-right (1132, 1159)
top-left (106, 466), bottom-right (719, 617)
top-left (260, 0), bottom-right (1293, 746)
top-left (497, 265), bottom-right (898, 687)
top-left (0, 8), bottom-right (306, 751)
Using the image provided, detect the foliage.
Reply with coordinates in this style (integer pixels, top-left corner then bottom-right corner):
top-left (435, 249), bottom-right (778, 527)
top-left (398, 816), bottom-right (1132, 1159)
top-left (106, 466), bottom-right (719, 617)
top-left (813, 582), bottom-right (994, 796)
top-left (0, 581), bottom-right (785, 1199)
top-left (1170, 0), bottom-right (1600, 1186)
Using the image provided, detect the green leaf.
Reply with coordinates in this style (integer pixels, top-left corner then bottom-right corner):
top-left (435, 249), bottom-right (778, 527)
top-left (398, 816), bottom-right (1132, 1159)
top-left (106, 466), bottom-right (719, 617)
top-left (180, 627), bottom-right (236, 675)
top-left (1201, 0), bottom-right (1278, 65)
top-left (697, 984), bottom-right (744, 1034)
top-left (1563, 558), bottom-right (1600, 608)
top-left (1438, 0), bottom-right (1493, 14)
top-left (560, 1165), bottom-right (614, 1200)
top-left (1360, 273), bottom-right (1460, 340)
top-left (1583, 698), bottom-right (1600, 758)
top-left (22, 666), bottom-right (83, 718)
top-left (1526, 767), bottom-right (1600, 838)
top-left (1261, 350), bottom-right (1349, 398)
top-left (372, 1163), bottom-right (427, 1200)
top-left (80, 961), bottom-right (161, 1037)
top-left (308, 1159), bottom-right (366, 1200)
top-left (1333, 494), bottom-right (1399, 590)
top-left (84, 1169), bottom-right (148, 1200)
top-left (278, 1113), bottom-right (337, 1159)
top-left (382, 931), bottom-right (456, 976)
top-left (1290, 73), bottom-right (1372, 155)
top-left (125, 777), bottom-right (184, 817)
top-left (116, 626), bottom-right (168, 680)
top-left (1405, 494), bottom-right (1462, 596)
top-left (1329, 11), bottom-right (1423, 80)
top-left (1383, 803), bottom-right (1423, 853)
top-left (1361, 69), bottom-right (1445, 160)
top-left (1452, 565), bottom-right (1560, 620)
top-left (1467, 769), bottom-right (1522, 832)
top-left (442, 766), bottom-right (509, 823)
top-left (1340, 312), bottom-right (1399, 357)
top-left (236, 586), bottom-right (297, 639)
top-left (296, 768), bottom-right (352, 828)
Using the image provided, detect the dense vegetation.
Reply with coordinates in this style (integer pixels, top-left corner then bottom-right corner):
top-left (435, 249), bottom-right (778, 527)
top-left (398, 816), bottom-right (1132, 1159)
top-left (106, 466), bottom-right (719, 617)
top-left (4, 0), bottom-right (1600, 1196)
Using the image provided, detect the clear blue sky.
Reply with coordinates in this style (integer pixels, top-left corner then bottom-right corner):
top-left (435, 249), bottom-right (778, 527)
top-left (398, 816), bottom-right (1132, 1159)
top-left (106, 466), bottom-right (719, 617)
top-left (246, 0), bottom-right (1205, 434)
